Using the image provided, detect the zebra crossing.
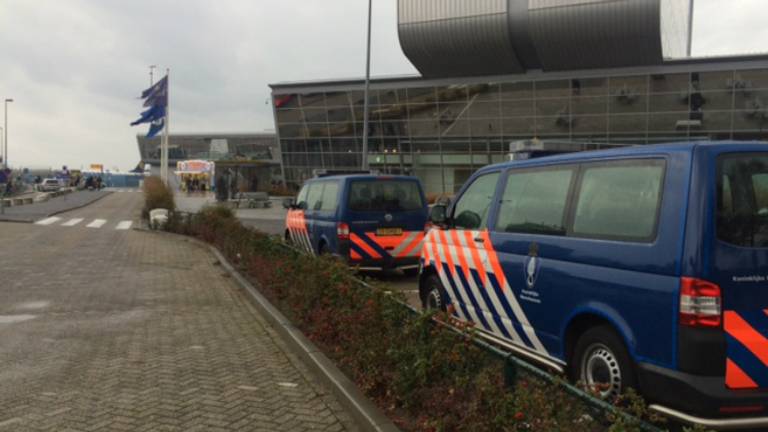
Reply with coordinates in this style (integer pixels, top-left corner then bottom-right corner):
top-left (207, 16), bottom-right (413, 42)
top-left (104, 188), bottom-right (142, 193)
top-left (35, 217), bottom-right (133, 231)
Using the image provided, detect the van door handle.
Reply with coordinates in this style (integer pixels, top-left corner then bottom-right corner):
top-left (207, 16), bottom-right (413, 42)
top-left (474, 237), bottom-right (484, 243)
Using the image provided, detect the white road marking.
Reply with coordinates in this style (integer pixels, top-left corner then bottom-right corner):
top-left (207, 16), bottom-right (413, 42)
top-left (0, 314), bottom-right (36, 324)
top-left (35, 217), bottom-right (62, 226)
top-left (86, 219), bottom-right (107, 228)
top-left (115, 221), bottom-right (133, 230)
top-left (61, 218), bottom-right (84, 227)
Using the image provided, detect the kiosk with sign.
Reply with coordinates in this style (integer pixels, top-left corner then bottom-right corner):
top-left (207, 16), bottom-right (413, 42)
top-left (175, 160), bottom-right (214, 192)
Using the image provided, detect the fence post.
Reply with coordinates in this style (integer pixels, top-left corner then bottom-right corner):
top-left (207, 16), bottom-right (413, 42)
top-left (504, 353), bottom-right (518, 388)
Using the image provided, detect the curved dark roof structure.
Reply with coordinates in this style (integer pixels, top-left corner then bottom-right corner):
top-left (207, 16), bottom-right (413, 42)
top-left (398, 0), bottom-right (691, 78)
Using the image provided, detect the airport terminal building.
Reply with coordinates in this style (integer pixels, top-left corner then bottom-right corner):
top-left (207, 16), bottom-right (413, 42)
top-left (270, 0), bottom-right (768, 193)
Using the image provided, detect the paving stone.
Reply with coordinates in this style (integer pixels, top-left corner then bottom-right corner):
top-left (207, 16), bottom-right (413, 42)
top-left (0, 193), bottom-right (360, 431)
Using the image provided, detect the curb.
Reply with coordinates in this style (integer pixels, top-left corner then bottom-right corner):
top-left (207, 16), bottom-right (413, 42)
top-left (210, 246), bottom-right (401, 432)
top-left (46, 191), bottom-right (113, 218)
top-left (139, 229), bottom-right (401, 432)
top-left (0, 191), bottom-right (113, 223)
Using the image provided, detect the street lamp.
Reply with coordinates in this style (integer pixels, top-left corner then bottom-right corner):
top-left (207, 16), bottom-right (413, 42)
top-left (361, 0), bottom-right (372, 171)
top-left (4, 99), bottom-right (13, 170)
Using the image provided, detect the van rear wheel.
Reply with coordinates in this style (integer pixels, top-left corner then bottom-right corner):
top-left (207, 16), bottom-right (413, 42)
top-left (423, 274), bottom-right (448, 312)
top-left (571, 326), bottom-right (636, 401)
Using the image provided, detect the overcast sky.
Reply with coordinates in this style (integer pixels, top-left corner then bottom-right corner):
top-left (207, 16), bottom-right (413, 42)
top-left (0, 0), bottom-right (766, 171)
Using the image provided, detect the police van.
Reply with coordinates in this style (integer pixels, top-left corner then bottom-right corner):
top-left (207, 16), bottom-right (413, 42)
top-left (284, 174), bottom-right (429, 273)
top-left (420, 142), bottom-right (768, 428)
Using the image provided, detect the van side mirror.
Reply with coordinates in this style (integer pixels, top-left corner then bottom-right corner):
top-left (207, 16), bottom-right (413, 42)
top-left (430, 205), bottom-right (449, 226)
top-left (282, 198), bottom-right (295, 209)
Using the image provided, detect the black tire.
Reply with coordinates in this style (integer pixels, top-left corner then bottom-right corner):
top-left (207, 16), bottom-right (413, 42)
top-left (422, 274), bottom-right (448, 312)
top-left (570, 325), bottom-right (637, 401)
top-left (318, 242), bottom-right (329, 255)
top-left (284, 230), bottom-right (292, 245)
top-left (403, 268), bottom-right (419, 277)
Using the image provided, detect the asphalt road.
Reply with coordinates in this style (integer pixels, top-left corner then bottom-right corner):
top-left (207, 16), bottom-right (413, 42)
top-left (0, 189), bottom-right (112, 223)
top-left (0, 192), bottom-right (358, 431)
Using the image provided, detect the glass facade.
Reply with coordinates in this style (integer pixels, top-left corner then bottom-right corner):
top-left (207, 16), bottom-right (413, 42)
top-left (273, 65), bottom-right (768, 194)
top-left (137, 134), bottom-right (279, 165)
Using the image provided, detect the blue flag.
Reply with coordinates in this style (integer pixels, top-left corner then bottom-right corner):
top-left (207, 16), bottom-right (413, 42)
top-left (146, 120), bottom-right (165, 139)
top-left (143, 88), bottom-right (168, 108)
top-left (141, 76), bottom-right (168, 99)
top-left (130, 105), bottom-right (166, 126)
top-left (132, 74), bottom-right (168, 132)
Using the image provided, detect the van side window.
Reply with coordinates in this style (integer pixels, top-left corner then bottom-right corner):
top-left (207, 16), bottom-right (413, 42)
top-left (496, 169), bottom-right (573, 235)
top-left (453, 173), bottom-right (500, 230)
top-left (717, 154), bottom-right (768, 247)
top-left (306, 183), bottom-right (324, 211)
top-left (296, 184), bottom-right (310, 210)
top-left (573, 160), bottom-right (664, 241)
top-left (319, 181), bottom-right (339, 212)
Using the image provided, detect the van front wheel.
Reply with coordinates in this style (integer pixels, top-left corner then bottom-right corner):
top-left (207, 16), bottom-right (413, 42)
top-left (571, 326), bottom-right (636, 401)
top-left (423, 274), bottom-right (448, 312)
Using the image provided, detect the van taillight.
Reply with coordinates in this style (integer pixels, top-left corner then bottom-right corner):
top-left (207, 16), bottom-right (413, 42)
top-left (680, 277), bottom-right (722, 328)
top-left (337, 223), bottom-right (350, 241)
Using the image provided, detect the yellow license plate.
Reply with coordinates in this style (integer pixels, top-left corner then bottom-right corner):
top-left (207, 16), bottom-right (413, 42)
top-left (376, 228), bottom-right (403, 236)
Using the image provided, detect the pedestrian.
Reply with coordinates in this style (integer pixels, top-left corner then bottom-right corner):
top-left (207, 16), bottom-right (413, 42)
top-left (96, 176), bottom-right (103, 190)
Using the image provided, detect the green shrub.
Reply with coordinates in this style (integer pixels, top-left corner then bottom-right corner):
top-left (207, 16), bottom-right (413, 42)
top-left (142, 176), bottom-right (175, 219)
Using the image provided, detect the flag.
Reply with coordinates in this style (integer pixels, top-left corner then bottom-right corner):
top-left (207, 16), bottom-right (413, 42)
top-left (132, 73), bottom-right (168, 139)
top-left (146, 119), bottom-right (165, 139)
top-left (141, 76), bottom-right (168, 107)
top-left (130, 105), bottom-right (166, 126)
top-left (141, 76), bottom-right (168, 99)
top-left (143, 88), bottom-right (167, 108)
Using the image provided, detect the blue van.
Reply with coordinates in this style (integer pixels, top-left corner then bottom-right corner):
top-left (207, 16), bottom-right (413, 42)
top-left (420, 142), bottom-right (768, 428)
top-left (285, 175), bottom-right (429, 273)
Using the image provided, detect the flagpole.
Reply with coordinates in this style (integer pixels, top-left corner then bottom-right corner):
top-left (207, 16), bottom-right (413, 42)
top-left (161, 68), bottom-right (170, 186)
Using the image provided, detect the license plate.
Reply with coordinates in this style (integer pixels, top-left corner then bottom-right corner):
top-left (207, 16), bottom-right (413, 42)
top-left (376, 227), bottom-right (403, 236)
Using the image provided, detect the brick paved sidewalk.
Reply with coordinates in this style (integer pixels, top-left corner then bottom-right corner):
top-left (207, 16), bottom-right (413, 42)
top-left (0, 223), bottom-right (359, 431)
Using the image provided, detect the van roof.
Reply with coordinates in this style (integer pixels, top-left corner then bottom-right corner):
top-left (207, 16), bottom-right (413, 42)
top-left (308, 174), bottom-right (421, 182)
top-left (479, 140), bottom-right (768, 174)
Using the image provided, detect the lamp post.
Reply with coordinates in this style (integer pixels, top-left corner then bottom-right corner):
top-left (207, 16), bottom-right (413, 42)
top-left (0, 125), bottom-right (4, 215)
top-left (687, 0), bottom-right (694, 57)
top-left (4, 99), bottom-right (13, 170)
top-left (361, 0), bottom-right (373, 171)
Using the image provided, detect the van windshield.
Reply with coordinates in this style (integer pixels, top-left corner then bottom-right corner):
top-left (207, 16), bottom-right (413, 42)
top-left (348, 180), bottom-right (424, 212)
top-left (717, 154), bottom-right (768, 247)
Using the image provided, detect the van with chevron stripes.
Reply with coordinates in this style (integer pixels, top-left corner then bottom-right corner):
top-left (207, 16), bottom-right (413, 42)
top-left (284, 174), bottom-right (429, 273)
top-left (420, 142), bottom-right (768, 429)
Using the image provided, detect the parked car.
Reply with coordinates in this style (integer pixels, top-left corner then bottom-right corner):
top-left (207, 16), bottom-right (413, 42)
top-left (420, 141), bottom-right (768, 429)
top-left (39, 178), bottom-right (62, 192)
top-left (284, 175), bottom-right (429, 274)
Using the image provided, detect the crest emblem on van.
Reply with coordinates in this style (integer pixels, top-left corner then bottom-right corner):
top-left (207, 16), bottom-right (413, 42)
top-left (384, 213), bottom-right (393, 222)
top-left (524, 243), bottom-right (541, 289)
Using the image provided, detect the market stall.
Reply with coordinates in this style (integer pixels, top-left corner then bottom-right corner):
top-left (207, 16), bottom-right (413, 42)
top-left (175, 160), bottom-right (215, 192)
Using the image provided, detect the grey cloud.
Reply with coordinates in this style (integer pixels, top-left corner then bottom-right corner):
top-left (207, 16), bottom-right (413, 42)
top-left (0, 0), bottom-right (764, 170)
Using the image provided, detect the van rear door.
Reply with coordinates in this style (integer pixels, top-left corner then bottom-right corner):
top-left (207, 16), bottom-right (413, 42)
top-left (713, 152), bottom-right (768, 390)
top-left (345, 178), bottom-right (426, 262)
